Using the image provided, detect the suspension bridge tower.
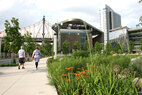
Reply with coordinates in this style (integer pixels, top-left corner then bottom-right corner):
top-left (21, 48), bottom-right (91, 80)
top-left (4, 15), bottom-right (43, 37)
top-left (42, 16), bottom-right (45, 44)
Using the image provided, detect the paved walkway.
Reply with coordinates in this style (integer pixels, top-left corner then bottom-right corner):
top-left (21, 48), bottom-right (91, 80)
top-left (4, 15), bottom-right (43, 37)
top-left (0, 58), bottom-right (57, 95)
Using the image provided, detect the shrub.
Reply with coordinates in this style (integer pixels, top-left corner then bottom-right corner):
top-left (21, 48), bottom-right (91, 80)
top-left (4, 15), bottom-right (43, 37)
top-left (73, 41), bottom-right (81, 51)
top-left (83, 40), bottom-right (89, 51)
top-left (129, 40), bottom-right (134, 53)
top-left (73, 50), bottom-right (89, 57)
top-left (105, 43), bottom-right (112, 55)
top-left (62, 40), bottom-right (70, 55)
top-left (94, 41), bottom-right (102, 54)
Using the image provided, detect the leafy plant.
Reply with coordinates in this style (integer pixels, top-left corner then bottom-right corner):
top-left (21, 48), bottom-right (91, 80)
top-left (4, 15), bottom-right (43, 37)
top-left (129, 40), bottom-right (134, 53)
top-left (83, 40), bottom-right (89, 51)
top-left (62, 40), bottom-right (70, 55)
top-left (105, 42), bottom-right (112, 55)
top-left (73, 50), bottom-right (89, 57)
top-left (24, 32), bottom-right (36, 57)
top-left (73, 41), bottom-right (81, 51)
top-left (4, 17), bottom-right (24, 54)
top-left (140, 39), bottom-right (142, 51)
top-left (47, 55), bottom-right (139, 95)
top-left (40, 39), bottom-right (52, 56)
top-left (94, 41), bottom-right (103, 54)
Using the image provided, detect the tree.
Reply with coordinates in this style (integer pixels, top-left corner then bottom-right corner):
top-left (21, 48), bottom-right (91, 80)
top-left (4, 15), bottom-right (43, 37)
top-left (62, 40), bottom-right (70, 55)
top-left (4, 17), bottom-right (24, 59)
top-left (114, 43), bottom-right (121, 53)
top-left (105, 43), bottom-right (112, 55)
top-left (94, 42), bottom-right (102, 54)
top-left (129, 40), bottom-right (134, 53)
top-left (83, 40), bottom-right (89, 51)
top-left (137, 0), bottom-right (142, 27)
top-left (40, 39), bottom-right (52, 56)
top-left (73, 41), bottom-right (81, 51)
top-left (24, 32), bottom-right (35, 58)
top-left (140, 39), bottom-right (142, 51)
top-left (121, 44), bottom-right (126, 53)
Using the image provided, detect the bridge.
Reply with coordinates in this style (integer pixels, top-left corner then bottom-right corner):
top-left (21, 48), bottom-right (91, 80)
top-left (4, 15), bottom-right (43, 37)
top-left (0, 16), bottom-right (55, 43)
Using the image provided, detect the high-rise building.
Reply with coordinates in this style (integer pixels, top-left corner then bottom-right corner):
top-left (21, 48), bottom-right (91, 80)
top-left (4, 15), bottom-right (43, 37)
top-left (100, 4), bottom-right (121, 46)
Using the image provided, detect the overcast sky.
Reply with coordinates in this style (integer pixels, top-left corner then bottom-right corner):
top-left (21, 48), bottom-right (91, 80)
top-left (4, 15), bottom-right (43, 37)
top-left (0, 0), bottom-right (142, 30)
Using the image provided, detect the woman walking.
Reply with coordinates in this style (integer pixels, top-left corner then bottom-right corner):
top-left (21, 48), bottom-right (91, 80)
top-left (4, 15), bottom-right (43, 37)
top-left (32, 46), bottom-right (41, 69)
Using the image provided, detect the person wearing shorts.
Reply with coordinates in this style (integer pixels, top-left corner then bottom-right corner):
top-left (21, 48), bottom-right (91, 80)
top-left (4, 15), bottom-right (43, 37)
top-left (18, 46), bottom-right (25, 69)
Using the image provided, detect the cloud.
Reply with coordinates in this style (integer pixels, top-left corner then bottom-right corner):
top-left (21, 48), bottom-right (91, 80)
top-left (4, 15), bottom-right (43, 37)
top-left (0, 0), bottom-right (141, 30)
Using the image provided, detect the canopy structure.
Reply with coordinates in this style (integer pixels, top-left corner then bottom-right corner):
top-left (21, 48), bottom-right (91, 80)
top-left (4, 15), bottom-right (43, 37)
top-left (52, 18), bottom-right (104, 49)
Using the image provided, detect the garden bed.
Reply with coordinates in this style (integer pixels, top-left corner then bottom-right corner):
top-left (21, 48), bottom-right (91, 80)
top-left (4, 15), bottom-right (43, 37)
top-left (47, 55), bottom-right (142, 95)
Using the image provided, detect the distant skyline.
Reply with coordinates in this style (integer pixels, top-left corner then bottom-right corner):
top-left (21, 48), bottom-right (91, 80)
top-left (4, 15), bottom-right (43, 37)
top-left (0, 0), bottom-right (141, 30)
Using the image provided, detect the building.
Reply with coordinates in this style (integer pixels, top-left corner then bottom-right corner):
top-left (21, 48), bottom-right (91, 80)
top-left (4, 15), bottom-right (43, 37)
top-left (109, 26), bottom-right (142, 52)
top-left (128, 27), bottom-right (142, 51)
top-left (52, 18), bottom-right (104, 50)
top-left (109, 26), bottom-right (129, 51)
top-left (100, 4), bottom-right (121, 46)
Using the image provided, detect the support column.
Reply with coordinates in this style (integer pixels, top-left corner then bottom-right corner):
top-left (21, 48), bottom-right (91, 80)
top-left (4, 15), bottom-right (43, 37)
top-left (54, 33), bottom-right (57, 59)
top-left (0, 38), bottom-right (1, 58)
top-left (42, 16), bottom-right (45, 44)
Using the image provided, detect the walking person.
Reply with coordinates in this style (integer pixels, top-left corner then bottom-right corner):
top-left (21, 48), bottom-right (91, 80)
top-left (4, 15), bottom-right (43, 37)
top-left (32, 46), bottom-right (41, 69)
top-left (18, 46), bottom-right (25, 69)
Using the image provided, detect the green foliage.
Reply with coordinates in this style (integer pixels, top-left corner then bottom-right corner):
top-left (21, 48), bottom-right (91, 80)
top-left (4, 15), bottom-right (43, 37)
top-left (0, 63), bottom-right (18, 67)
top-left (24, 32), bottom-right (35, 55)
top-left (83, 40), bottom-right (89, 51)
top-left (73, 50), bottom-right (89, 57)
top-left (47, 55), bottom-right (138, 95)
top-left (105, 42), bottom-right (112, 55)
top-left (131, 57), bottom-right (142, 77)
top-left (62, 40), bottom-right (70, 54)
top-left (40, 39), bottom-right (52, 56)
top-left (4, 17), bottom-right (24, 53)
top-left (94, 42), bottom-right (102, 54)
top-left (129, 40), bottom-right (134, 53)
top-left (73, 41), bottom-right (81, 51)
top-left (114, 43), bottom-right (121, 53)
top-left (47, 57), bottom-right (56, 63)
top-left (140, 39), bottom-right (142, 50)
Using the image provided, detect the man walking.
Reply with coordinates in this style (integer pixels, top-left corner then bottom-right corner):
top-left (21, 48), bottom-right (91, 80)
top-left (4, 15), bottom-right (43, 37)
top-left (18, 46), bottom-right (25, 69)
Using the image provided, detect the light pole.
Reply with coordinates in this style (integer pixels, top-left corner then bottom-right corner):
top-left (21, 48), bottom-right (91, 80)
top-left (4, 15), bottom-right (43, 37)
top-left (54, 33), bottom-right (57, 59)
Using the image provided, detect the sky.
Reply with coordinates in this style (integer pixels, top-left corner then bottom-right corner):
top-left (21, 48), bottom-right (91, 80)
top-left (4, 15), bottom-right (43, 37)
top-left (0, 0), bottom-right (142, 31)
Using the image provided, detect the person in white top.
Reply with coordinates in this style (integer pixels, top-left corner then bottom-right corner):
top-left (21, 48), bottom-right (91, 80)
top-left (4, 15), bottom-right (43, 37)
top-left (18, 46), bottom-right (25, 69)
top-left (32, 46), bottom-right (41, 69)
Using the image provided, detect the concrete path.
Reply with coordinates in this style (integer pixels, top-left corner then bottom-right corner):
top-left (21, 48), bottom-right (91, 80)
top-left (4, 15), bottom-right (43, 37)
top-left (0, 58), bottom-right (57, 95)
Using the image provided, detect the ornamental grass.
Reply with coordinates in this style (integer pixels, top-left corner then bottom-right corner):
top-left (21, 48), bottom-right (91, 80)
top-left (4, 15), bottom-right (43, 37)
top-left (47, 55), bottom-right (139, 95)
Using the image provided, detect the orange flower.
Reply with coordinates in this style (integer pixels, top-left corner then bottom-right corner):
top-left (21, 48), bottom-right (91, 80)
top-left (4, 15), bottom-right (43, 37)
top-left (68, 73), bottom-right (74, 75)
top-left (65, 79), bottom-right (69, 81)
top-left (66, 68), bottom-right (71, 70)
top-left (77, 76), bottom-right (81, 79)
top-left (82, 71), bottom-right (85, 74)
top-left (61, 74), bottom-right (66, 76)
top-left (64, 78), bottom-right (69, 81)
top-left (85, 70), bottom-right (88, 72)
top-left (74, 73), bottom-right (78, 76)
top-left (70, 67), bottom-right (74, 69)
top-left (86, 73), bottom-right (88, 75)
top-left (77, 68), bottom-right (81, 70)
